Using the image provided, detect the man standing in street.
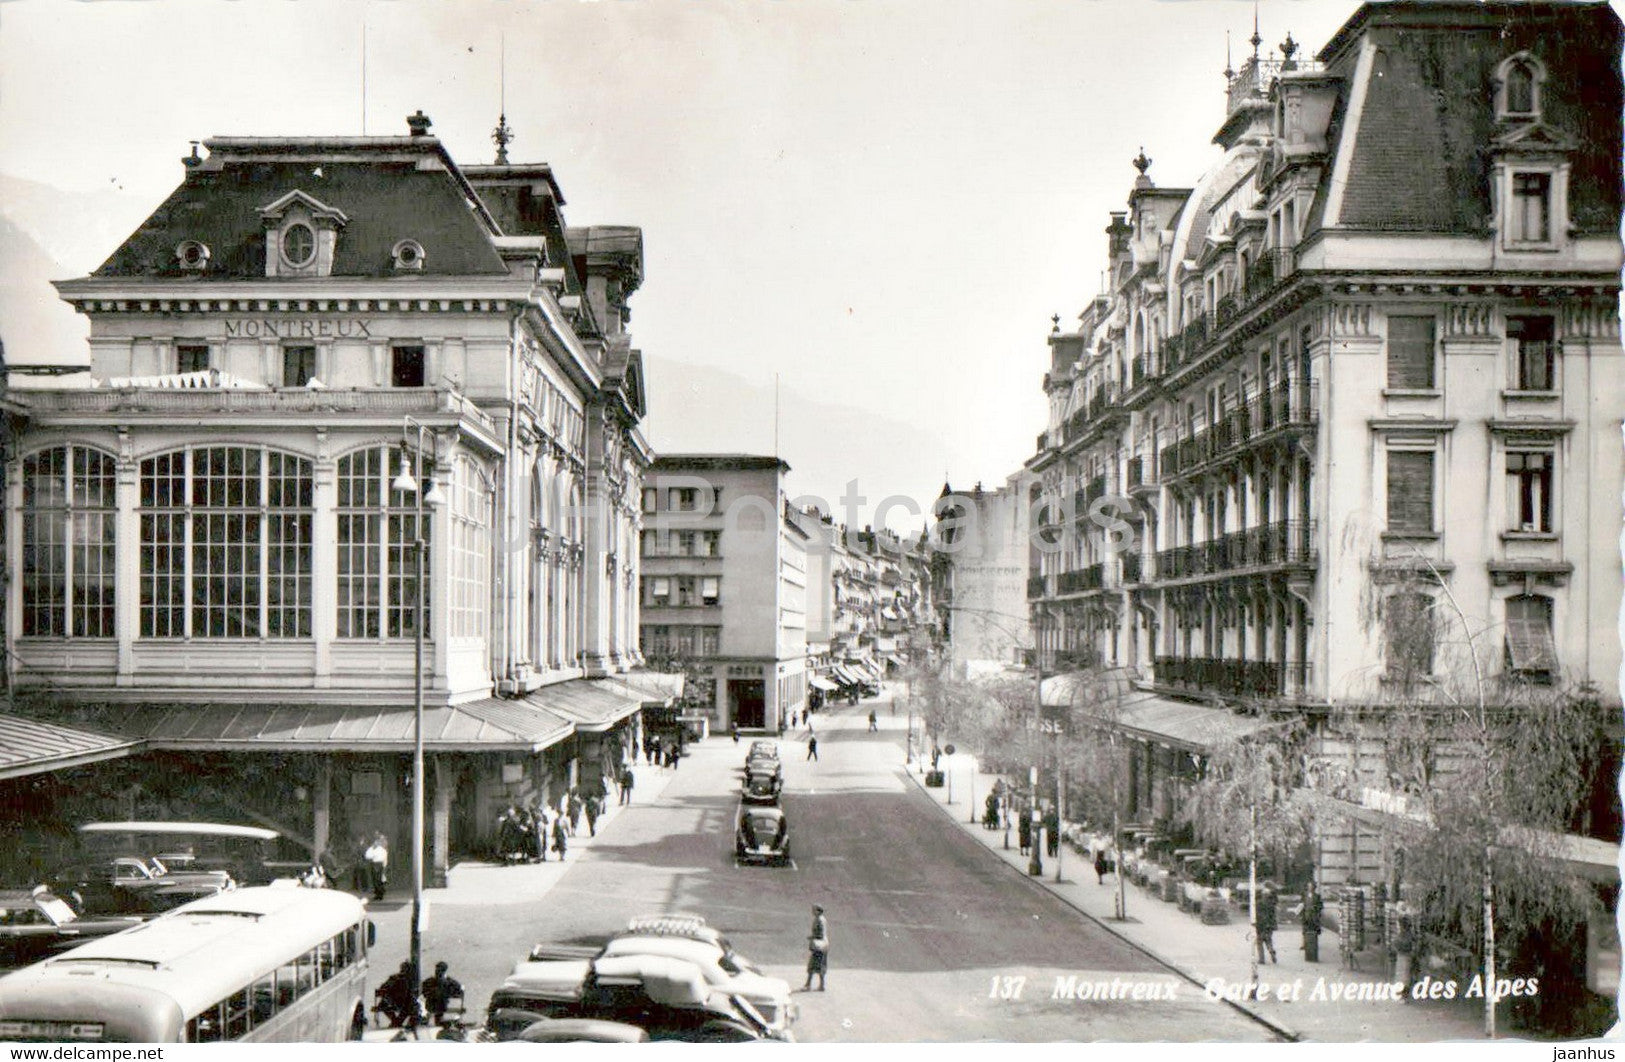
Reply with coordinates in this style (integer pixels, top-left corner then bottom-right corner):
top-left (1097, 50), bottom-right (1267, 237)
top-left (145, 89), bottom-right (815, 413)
top-left (803, 905), bottom-right (829, 991)
top-left (363, 832), bottom-right (389, 901)
top-left (620, 764), bottom-right (636, 806)
top-left (806, 734), bottom-right (819, 761)
top-left (1255, 880), bottom-right (1279, 964)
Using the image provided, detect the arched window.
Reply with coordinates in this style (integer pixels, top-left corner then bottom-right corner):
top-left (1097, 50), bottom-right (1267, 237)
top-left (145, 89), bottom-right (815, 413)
top-left (139, 446), bottom-right (312, 638)
top-left (1496, 53), bottom-right (1544, 120)
top-left (335, 446), bottom-right (429, 639)
top-left (22, 446), bottom-right (116, 637)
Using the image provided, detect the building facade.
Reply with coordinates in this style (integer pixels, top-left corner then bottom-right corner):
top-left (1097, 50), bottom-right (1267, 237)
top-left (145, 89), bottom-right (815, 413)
top-left (4, 114), bottom-right (667, 883)
top-left (1028, 1), bottom-right (1621, 882)
top-left (931, 477), bottom-right (1033, 673)
top-left (639, 455), bottom-right (807, 732)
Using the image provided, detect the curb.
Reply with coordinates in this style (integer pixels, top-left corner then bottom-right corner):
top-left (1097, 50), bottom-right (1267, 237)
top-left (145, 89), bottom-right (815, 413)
top-left (900, 759), bottom-right (1302, 1043)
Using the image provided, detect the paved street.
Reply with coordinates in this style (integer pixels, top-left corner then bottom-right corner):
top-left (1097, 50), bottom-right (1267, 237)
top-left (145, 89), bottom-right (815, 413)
top-left (370, 687), bottom-right (1273, 1042)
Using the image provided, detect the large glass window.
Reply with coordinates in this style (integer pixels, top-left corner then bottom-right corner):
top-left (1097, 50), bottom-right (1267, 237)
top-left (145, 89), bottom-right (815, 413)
top-left (337, 447), bottom-right (430, 639)
top-left (1505, 450), bottom-right (1554, 533)
top-left (139, 446), bottom-right (312, 638)
top-left (22, 446), bottom-right (116, 637)
top-left (450, 457), bottom-right (493, 639)
top-left (1507, 315), bottom-right (1556, 391)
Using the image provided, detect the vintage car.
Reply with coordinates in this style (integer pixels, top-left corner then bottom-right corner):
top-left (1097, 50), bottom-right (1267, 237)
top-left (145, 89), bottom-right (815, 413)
top-left (735, 806), bottom-right (790, 867)
top-left (486, 953), bottom-right (785, 1042)
top-left (46, 856), bottom-right (233, 916)
top-left (0, 889), bottom-right (143, 969)
top-left (741, 772), bottom-right (782, 805)
top-left (743, 754), bottom-right (782, 786)
top-left (512, 1016), bottom-right (649, 1043)
top-left (524, 917), bottom-right (794, 1037)
top-left (745, 741), bottom-right (780, 762)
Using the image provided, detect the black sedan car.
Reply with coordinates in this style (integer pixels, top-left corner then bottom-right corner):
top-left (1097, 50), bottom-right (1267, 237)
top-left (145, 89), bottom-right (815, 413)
top-left (47, 857), bottom-right (232, 916)
top-left (735, 806), bottom-right (790, 866)
top-left (741, 773), bottom-right (781, 805)
top-left (0, 889), bottom-right (143, 969)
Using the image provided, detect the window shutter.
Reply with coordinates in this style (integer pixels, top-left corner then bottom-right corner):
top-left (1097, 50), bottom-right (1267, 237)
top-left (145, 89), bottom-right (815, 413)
top-left (1505, 596), bottom-right (1558, 673)
top-left (1386, 317), bottom-right (1436, 389)
top-left (1386, 451), bottom-right (1435, 533)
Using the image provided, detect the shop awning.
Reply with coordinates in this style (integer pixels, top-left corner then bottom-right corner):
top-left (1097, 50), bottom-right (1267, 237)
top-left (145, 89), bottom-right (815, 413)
top-left (0, 713), bottom-right (141, 781)
top-left (832, 666), bottom-right (866, 687)
top-left (1052, 687), bottom-right (1283, 753)
top-left (808, 676), bottom-right (840, 692)
top-left (612, 671), bottom-right (686, 706)
top-left (527, 679), bottom-right (645, 733)
top-left (63, 700), bottom-right (574, 754)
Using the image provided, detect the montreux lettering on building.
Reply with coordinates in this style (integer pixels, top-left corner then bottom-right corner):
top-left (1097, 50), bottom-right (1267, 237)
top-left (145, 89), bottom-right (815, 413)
top-left (222, 318), bottom-right (373, 339)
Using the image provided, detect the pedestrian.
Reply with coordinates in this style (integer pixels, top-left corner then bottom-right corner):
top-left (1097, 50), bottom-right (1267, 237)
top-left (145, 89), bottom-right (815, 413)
top-left (620, 764), bottom-right (635, 805)
top-left (421, 961), bottom-right (464, 1027)
top-left (1391, 900), bottom-right (1421, 998)
top-left (1094, 848), bottom-right (1111, 886)
top-left (806, 734), bottom-right (819, 762)
top-left (584, 793), bottom-right (601, 837)
top-left (551, 813), bottom-right (569, 860)
top-left (496, 804), bottom-right (521, 864)
top-left (1301, 880), bottom-right (1324, 963)
top-left (375, 961), bottom-right (420, 1029)
top-left (363, 832), bottom-right (389, 901)
top-left (650, 736), bottom-right (663, 767)
top-left (642, 734), bottom-right (653, 765)
top-left (1044, 805), bottom-right (1060, 859)
top-left (531, 803), bottom-right (549, 863)
top-left (568, 788), bottom-right (583, 836)
top-left (867, 710), bottom-right (877, 732)
top-left (1018, 808), bottom-right (1032, 856)
top-left (1254, 880), bottom-right (1279, 964)
top-left (803, 905), bottom-right (829, 991)
top-left (351, 834), bottom-right (369, 892)
top-left (931, 746), bottom-right (941, 772)
top-left (731, 722), bottom-right (740, 743)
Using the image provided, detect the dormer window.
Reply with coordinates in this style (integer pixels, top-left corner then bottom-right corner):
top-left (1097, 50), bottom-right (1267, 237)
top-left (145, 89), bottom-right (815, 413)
top-left (258, 190), bottom-right (348, 278)
top-left (1495, 52), bottom-right (1545, 122)
top-left (391, 239), bottom-right (426, 272)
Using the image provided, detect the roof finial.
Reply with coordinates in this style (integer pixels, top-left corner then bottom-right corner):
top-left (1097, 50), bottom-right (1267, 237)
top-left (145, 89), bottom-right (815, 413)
top-left (1224, 30), bottom-right (1234, 79)
top-left (493, 114), bottom-right (514, 164)
top-left (1133, 146), bottom-right (1152, 176)
top-left (1051, 314), bottom-right (1061, 333)
top-left (1250, 3), bottom-right (1263, 60)
top-left (1279, 31), bottom-right (1299, 70)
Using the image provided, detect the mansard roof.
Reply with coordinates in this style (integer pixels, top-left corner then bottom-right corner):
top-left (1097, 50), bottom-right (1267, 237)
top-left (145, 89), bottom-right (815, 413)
top-left (94, 137), bottom-right (512, 280)
top-left (1322, 1), bottom-right (1621, 235)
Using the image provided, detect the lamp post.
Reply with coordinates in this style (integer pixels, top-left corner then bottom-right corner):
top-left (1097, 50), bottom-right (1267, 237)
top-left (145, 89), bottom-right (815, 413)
top-left (391, 417), bottom-right (445, 1006)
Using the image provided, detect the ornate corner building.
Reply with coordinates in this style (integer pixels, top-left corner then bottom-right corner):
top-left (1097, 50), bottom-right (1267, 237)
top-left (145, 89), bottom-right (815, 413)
top-left (1027, 2), bottom-right (1621, 884)
top-left (3, 114), bottom-right (673, 883)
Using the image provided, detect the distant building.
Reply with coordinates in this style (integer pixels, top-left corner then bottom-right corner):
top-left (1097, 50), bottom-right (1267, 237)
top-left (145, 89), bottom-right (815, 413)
top-left (639, 455), bottom-right (807, 732)
top-left (931, 476), bottom-right (1032, 672)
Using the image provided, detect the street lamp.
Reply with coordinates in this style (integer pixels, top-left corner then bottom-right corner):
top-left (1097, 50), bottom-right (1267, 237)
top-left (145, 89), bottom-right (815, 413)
top-left (391, 416), bottom-right (445, 1008)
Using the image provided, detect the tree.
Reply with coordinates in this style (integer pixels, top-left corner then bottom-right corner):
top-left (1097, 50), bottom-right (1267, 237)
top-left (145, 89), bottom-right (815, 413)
top-left (1323, 564), bottom-right (1614, 1037)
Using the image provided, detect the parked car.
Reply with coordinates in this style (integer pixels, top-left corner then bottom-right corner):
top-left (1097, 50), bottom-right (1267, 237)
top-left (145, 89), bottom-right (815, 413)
top-left (735, 806), bottom-right (791, 867)
top-left (746, 741), bottom-right (780, 762)
top-left (513, 1017), bottom-right (649, 1043)
top-left (524, 917), bottom-right (794, 1037)
top-left (46, 857), bottom-right (232, 916)
top-left (486, 954), bottom-right (784, 1042)
top-left (741, 773), bottom-right (781, 805)
top-left (743, 754), bottom-right (782, 786)
top-left (0, 889), bottom-right (143, 969)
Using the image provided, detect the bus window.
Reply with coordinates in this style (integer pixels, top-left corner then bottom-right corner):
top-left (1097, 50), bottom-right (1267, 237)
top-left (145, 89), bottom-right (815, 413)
top-left (251, 973), bottom-right (276, 1023)
top-left (224, 988), bottom-right (252, 1038)
top-left (189, 1002), bottom-right (225, 1044)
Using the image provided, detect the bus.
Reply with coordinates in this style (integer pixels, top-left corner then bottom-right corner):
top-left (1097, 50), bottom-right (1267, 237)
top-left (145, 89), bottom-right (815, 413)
top-left (0, 886), bottom-right (371, 1043)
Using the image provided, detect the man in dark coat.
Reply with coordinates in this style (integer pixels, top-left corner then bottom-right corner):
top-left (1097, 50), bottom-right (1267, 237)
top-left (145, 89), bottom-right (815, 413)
top-left (1254, 881), bottom-right (1279, 963)
top-left (420, 961), bottom-right (463, 1027)
top-left (376, 961), bottom-right (420, 1028)
top-left (584, 794), bottom-right (601, 836)
top-left (1301, 880), bottom-right (1324, 962)
top-left (1043, 806), bottom-right (1060, 858)
top-left (1018, 807), bottom-right (1032, 856)
top-left (1094, 848), bottom-right (1111, 885)
top-left (620, 765), bottom-right (636, 805)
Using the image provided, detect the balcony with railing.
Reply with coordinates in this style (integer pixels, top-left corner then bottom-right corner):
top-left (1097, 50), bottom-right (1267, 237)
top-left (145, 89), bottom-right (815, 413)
top-left (1121, 551), bottom-right (1144, 585)
top-left (1244, 248), bottom-right (1298, 305)
top-left (1056, 563), bottom-right (1104, 595)
top-left (1027, 573), bottom-right (1049, 600)
top-left (1154, 655), bottom-right (1309, 699)
top-left (1225, 53), bottom-right (1325, 116)
top-left (1156, 382), bottom-right (1318, 480)
top-left (1154, 519), bottom-right (1317, 581)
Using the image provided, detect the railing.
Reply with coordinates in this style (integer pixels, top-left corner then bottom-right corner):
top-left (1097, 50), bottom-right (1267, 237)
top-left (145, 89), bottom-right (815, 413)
top-left (1121, 551), bottom-right (1144, 584)
top-left (1156, 382), bottom-right (1318, 479)
top-left (1225, 55), bottom-right (1324, 115)
top-left (1213, 293), bottom-right (1240, 331)
top-left (1154, 519), bottom-right (1317, 580)
top-left (1027, 574), bottom-right (1049, 599)
top-left (1057, 564), bottom-right (1104, 594)
top-left (1155, 655), bottom-right (1285, 698)
top-left (1126, 456), bottom-right (1146, 489)
top-left (1244, 248), bottom-right (1298, 305)
top-left (14, 386), bottom-right (499, 434)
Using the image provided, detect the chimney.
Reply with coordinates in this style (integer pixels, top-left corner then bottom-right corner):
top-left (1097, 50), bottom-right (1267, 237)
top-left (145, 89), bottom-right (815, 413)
top-left (406, 110), bottom-right (433, 137)
top-left (182, 141), bottom-right (203, 169)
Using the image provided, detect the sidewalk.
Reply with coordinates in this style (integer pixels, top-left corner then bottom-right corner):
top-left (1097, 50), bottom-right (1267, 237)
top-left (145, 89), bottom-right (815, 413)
top-left (899, 742), bottom-right (1490, 1041)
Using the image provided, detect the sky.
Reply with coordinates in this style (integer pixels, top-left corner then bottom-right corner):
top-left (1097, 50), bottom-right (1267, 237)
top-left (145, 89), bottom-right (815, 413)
top-left (1, 0), bottom-right (1380, 532)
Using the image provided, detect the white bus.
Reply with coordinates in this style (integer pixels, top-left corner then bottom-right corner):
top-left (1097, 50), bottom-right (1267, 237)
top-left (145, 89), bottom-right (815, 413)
top-left (0, 886), bottom-right (371, 1043)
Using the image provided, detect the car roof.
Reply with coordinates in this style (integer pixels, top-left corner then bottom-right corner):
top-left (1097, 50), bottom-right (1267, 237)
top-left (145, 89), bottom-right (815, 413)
top-left (517, 1018), bottom-right (649, 1043)
top-left (741, 806), bottom-right (784, 821)
top-left (603, 935), bottom-right (720, 964)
